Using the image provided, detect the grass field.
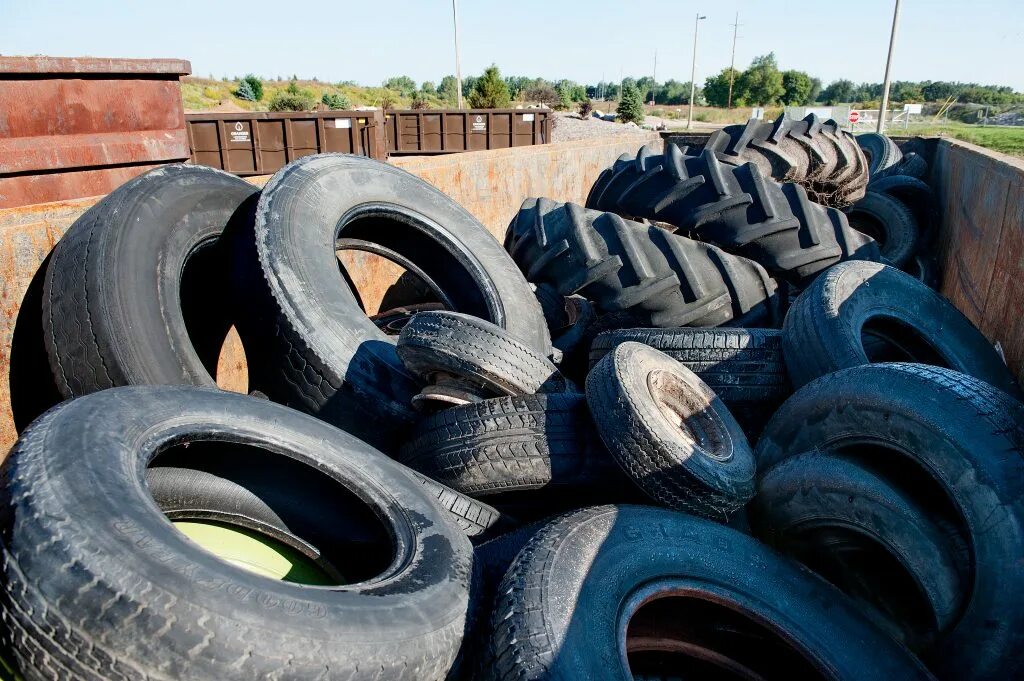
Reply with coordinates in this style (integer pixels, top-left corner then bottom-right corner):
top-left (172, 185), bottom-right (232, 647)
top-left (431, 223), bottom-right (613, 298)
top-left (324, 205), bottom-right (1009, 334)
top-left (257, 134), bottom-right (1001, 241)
top-left (899, 122), bottom-right (1024, 157)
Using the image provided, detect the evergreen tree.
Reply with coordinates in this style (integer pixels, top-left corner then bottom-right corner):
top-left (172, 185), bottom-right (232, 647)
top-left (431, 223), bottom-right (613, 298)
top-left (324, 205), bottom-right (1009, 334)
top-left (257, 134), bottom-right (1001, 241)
top-left (616, 82), bottom-right (645, 124)
top-left (468, 65), bottom-right (511, 109)
top-left (235, 79), bottom-right (257, 102)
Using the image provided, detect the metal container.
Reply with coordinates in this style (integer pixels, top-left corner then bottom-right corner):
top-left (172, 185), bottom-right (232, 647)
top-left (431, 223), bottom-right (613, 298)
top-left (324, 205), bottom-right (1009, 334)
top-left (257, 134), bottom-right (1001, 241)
top-left (0, 56), bottom-right (192, 209)
top-left (185, 110), bottom-right (387, 175)
top-left (384, 109), bottom-right (553, 155)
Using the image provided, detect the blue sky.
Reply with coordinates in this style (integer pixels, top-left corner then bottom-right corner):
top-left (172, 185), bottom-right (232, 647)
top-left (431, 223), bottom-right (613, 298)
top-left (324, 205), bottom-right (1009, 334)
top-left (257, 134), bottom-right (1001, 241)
top-left (2, 0), bottom-right (1022, 90)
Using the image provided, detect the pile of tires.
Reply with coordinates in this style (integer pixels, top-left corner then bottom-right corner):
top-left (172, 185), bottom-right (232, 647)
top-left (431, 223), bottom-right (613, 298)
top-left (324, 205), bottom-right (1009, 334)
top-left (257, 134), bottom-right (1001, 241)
top-left (2, 143), bottom-right (1021, 681)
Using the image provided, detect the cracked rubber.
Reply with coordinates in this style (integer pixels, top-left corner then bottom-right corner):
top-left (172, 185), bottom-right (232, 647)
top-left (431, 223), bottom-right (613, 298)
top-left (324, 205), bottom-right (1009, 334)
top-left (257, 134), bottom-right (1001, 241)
top-left (781, 261), bottom-right (1020, 396)
top-left (397, 311), bottom-right (572, 398)
top-left (399, 393), bottom-right (619, 496)
top-left (485, 505), bottom-right (934, 681)
top-left (505, 197), bottom-right (782, 327)
top-left (845, 190), bottom-right (920, 268)
top-left (585, 144), bottom-right (879, 285)
top-left (584, 342), bottom-right (755, 518)
top-left (756, 363), bottom-right (1024, 681)
top-left (43, 164), bottom-right (259, 398)
top-left (702, 113), bottom-right (870, 206)
top-left (0, 386), bottom-right (472, 681)
top-left (233, 154), bottom-right (548, 451)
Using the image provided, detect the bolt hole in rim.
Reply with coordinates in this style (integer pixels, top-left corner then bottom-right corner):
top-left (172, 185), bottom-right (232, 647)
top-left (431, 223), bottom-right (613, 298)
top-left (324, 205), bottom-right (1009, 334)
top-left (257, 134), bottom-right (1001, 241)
top-left (622, 582), bottom-right (829, 680)
top-left (648, 369), bottom-right (731, 462)
top-left (333, 203), bottom-right (504, 330)
top-left (146, 439), bottom-right (396, 588)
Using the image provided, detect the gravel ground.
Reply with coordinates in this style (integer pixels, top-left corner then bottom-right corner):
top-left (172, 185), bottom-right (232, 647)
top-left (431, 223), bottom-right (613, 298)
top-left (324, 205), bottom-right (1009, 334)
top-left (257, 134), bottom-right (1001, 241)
top-left (550, 112), bottom-right (645, 142)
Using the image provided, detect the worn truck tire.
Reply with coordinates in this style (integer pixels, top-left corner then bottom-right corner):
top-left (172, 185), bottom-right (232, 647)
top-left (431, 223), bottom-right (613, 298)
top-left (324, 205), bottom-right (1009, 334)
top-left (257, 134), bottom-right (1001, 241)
top-left (845, 190), bottom-right (920, 268)
top-left (585, 145), bottom-right (878, 284)
top-left (396, 311), bottom-right (572, 407)
top-left (589, 327), bottom-right (788, 406)
top-left (234, 154), bottom-right (549, 451)
top-left (867, 174), bottom-right (936, 246)
top-left (750, 452), bottom-right (965, 653)
top-left (756, 363), bottom-right (1024, 681)
top-left (585, 342), bottom-right (755, 518)
top-left (505, 198), bottom-right (782, 327)
top-left (0, 386), bottom-right (472, 681)
top-left (486, 505), bottom-right (934, 681)
top-left (408, 471), bottom-right (513, 541)
top-left (701, 113), bottom-right (870, 206)
top-left (43, 164), bottom-right (259, 398)
top-left (858, 133), bottom-right (903, 176)
top-left (875, 151), bottom-right (928, 181)
top-left (781, 261), bottom-right (1020, 396)
top-left (400, 393), bottom-right (618, 496)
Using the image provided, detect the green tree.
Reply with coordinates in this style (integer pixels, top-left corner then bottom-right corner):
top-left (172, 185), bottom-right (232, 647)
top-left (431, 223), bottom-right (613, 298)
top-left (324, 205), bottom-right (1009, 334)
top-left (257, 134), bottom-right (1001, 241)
top-left (738, 53), bottom-right (785, 105)
top-left (270, 81), bottom-right (315, 111)
top-left (321, 92), bottom-right (351, 110)
top-left (383, 76), bottom-right (417, 97)
top-left (781, 70), bottom-right (813, 106)
top-left (616, 82), bottom-right (645, 124)
top-left (703, 68), bottom-right (743, 107)
top-left (238, 74), bottom-right (264, 101)
top-left (467, 65), bottom-right (511, 108)
top-left (420, 81), bottom-right (436, 95)
top-left (807, 77), bottom-right (823, 104)
top-left (820, 79), bottom-right (856, 104)
top-left (235, 79), bottom-right (258, 102)
top-left (438, 75), bottom-right (460, 105)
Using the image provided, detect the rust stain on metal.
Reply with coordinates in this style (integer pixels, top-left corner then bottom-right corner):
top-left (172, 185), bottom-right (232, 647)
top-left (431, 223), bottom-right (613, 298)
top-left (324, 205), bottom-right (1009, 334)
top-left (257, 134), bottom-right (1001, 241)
top-left (0, 56), bottom-right (191, 76)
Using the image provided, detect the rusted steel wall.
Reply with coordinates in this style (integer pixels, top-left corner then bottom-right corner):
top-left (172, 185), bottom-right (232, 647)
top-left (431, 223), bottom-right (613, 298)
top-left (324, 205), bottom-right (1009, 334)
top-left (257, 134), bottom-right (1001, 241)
top-left (931, 139), bottom-right (1024, 385)
top-left (0, 56), bottom-right (191, 209)
top-left (390, 133), bottom-right (661, 238)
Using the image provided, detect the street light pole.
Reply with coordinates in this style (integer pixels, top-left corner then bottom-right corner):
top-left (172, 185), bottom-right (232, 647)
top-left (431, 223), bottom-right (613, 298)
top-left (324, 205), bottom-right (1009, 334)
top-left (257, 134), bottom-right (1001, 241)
top-left (877, 0), bottom-right (902, 133)
top-left (687, 13), bottom-right (706, 130)
top-left (453, 0), bottom-right (463, 109)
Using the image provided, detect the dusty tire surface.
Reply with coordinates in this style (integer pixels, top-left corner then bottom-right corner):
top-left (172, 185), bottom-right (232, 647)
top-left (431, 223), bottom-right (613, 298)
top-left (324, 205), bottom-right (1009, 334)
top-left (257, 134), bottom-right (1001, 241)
top-left (584, 144), bottom-right (877, 284)
top-left (43, 164), bottom-right (259, 397)
top-left (397, 311), bottom-right (571, 399)
top-left (750, 451), bottom-right (965, 652)
top-left (400, 393), bottom-right (616, 496)
top-left (0, 386), bottom-right (472, 681)
top-left (589, 327), bottom-right (788, 406)
top-left (585, 342), bottom-right (755, 517)
top-left (235, 154), bottom-right (548, 450)
top-left (756, 363), bottom-right (1024, 681)
top-left (486, 505), bottom-right (934, 681)
top-left (781, 261), bottom-right (1020, 396)
top-left (845, 190), bottom-right (920, 268)
top-left (858, 133), bottom-right (903, 176)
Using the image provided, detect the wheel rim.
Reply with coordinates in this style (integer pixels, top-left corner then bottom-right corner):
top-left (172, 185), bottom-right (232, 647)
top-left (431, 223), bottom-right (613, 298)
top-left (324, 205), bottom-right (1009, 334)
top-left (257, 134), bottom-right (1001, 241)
top-left (173, 519), bottom-right (336, 585)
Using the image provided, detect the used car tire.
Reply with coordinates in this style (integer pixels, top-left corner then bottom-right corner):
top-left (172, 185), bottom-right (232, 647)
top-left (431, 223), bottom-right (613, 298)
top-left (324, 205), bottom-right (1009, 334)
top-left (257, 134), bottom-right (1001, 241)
top-left (756, 363), bottom-right (1024, 681)
top-left (397, 311), bottom-right (572, 407)
top-left (858, 133), bottom-right (903, 176)
top-left (0, 386), bottom-right (472, 681)
top-left (874, 151), bottom-right (928, 180)
top-left (750, 452), bottom-right (965, 652)
top-left (867, 174), bottom-right (936, 247)
top-left (505, 197), bottom-right (782, 327)
top-left (585, 342), bottom-right (756, 517)
top-left (236, 154), bottom-right (549, 450)
top-left (43, 164), bottom-right (259, 397)
top-left (584, 145), bottom-right (878, 285)
top-left (781, 261), bottom-right (1020, 396)
top-left (487, 505), bottom-right (933, 681)
top-left (400, 393), bottom-right (618, 496)
top-left (589, 327), bottom-right (788, 406)
top-left (845, 190), bottom-right (920, 268)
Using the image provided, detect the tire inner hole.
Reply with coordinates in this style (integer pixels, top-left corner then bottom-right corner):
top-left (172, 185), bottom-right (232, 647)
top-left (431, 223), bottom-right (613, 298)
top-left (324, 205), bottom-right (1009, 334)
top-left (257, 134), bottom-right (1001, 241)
top-left (860, 315), bottom-right (950, 365)
top-left (626, 594), bottom-right (827, 680)
top-left (648, 369), bottom-right (729, 462)
top-left (847, 211), bottom-right (887, 247)
top-left (146, 440), bottom-right (394, 586)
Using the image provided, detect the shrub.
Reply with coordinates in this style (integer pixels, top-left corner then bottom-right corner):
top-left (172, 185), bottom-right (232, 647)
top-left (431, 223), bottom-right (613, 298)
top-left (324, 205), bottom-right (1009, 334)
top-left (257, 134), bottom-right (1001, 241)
top-left (616, 83), bottom-right (645, 124)
top-left (239, 74), bottom-right (263, 101)
top-left (523, 84), bottom-right (559, 108)
top-left (468, 65), bottom-right (511, 109)
top-left (235, 79), bottom-right (258, 102)
top-left (578, 99), bottom-right (594, 118)
top-left (411, 93), bottom-right (431, 109)
top-left (270, 80), bottom-right (315, 111)
top-left (321, 92), bottom-right (352, 110)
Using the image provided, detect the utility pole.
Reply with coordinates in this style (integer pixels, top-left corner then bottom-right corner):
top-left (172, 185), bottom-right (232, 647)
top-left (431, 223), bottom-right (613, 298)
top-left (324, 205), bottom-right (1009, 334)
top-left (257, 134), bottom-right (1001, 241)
top-left (652, 49), bottom-right (658, 105)
top-left (877, 0), bottom-right (902, 133)
top-left (687, 13), bottom-right (706, 130)
top-left (727, 12), bottom-right (741, 109)
top-left (452, 0), bottom-right (463, 109)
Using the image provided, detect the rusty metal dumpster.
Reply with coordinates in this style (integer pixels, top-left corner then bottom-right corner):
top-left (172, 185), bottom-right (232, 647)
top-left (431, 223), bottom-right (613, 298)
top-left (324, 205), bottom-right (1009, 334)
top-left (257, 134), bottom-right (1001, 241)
top-left (384, 109), bottom-right (553, 155)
